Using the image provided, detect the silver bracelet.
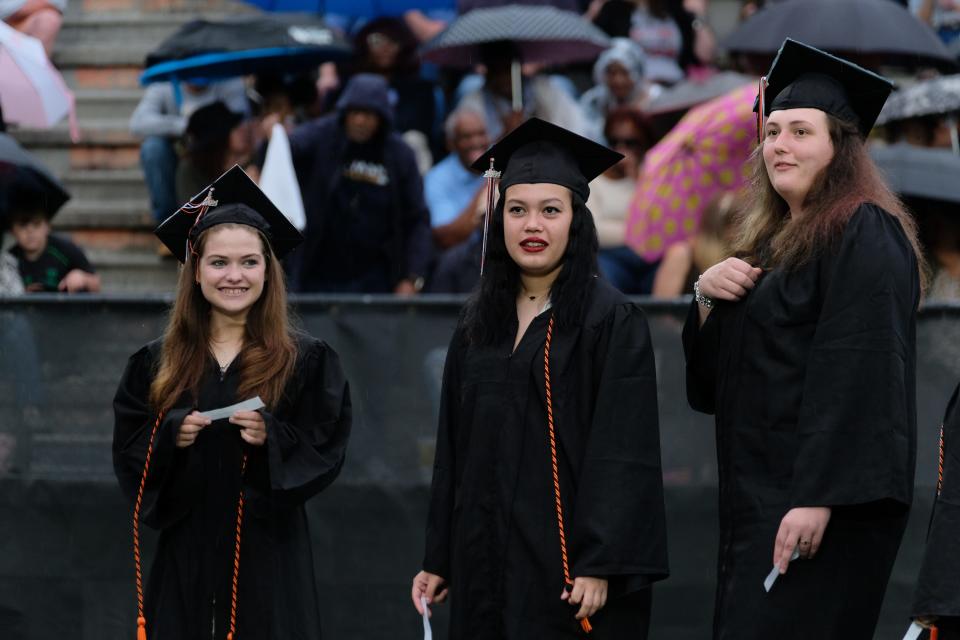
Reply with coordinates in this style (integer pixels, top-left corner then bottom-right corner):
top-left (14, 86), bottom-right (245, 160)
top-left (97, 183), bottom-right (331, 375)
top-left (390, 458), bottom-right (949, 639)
top-left (694, 275), bottom-right (715, 309)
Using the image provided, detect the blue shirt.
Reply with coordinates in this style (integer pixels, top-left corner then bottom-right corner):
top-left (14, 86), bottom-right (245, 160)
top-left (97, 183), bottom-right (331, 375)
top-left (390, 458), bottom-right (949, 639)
top-left (424, 153), bottom-right (484, 228)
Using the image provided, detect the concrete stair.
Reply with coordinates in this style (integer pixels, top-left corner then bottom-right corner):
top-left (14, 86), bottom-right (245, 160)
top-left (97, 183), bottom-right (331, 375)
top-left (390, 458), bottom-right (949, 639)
top-left (8, 0), bottom-right (253, 293)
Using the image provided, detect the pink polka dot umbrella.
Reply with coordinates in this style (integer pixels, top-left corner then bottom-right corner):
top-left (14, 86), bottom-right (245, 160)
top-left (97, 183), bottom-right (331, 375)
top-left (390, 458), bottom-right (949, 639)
top-left (626, 83), bottom-right (758, 262)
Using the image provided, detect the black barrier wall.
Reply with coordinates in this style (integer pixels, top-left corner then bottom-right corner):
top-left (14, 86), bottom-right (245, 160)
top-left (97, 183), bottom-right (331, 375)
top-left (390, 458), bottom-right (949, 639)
top-left (1, 295), bottom-right (959, 639)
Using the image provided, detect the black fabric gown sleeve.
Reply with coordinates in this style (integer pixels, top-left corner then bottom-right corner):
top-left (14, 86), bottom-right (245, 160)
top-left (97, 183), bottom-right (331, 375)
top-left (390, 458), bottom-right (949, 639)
top-left (422, 326), bottom-right (465, 580)
top-left (790, 205), bottom-right (919, 509)
top-left (112, 344), bottom-right (199, 529)
top-left (681, 297), bottom-right (720, 415)
top-left (262, 339), bottom-right (352, 506)
top-left (912, 383), bottom-right (960, 619)
top-left (570, 304), bottom-right (669, 591)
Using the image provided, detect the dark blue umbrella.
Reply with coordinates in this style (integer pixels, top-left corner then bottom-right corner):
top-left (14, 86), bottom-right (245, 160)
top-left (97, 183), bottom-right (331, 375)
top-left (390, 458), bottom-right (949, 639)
top-left (140, 15), bottom-right (352, 85)
top-left (244, 0), bottom-right (454, 17)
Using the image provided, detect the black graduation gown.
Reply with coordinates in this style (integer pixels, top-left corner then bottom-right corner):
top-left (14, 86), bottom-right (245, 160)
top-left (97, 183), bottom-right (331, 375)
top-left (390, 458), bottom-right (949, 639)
top-left (112, 335), bottom-right (351, 640)
top-left (423, 278), bottom-right (669, 640)
top-left (912, 383), bottom-right (960, 637)
top-left (683, 204), bottom-right (919, 640)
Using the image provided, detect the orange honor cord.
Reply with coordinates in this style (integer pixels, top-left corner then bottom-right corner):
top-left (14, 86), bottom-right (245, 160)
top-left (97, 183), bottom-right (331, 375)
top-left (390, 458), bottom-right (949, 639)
top-left (226, 453), bottom-right (249, 640)
top-left (931, 625), bottom-right (940, 640)
top-left (133, 411), bottom-right (165, 640)
top-left (938, 424), bottom-right (945, 497)
top-left (544, 317), bottom-right (592, 634)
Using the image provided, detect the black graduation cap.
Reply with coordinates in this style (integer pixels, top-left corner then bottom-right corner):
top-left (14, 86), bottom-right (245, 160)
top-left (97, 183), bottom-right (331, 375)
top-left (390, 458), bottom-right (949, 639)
top-left (470, 117), bottom-right (623, 201)
top-left (754, 38), bottom-right (894, 138)
top-left (154, 165), bottom-right (303, 263)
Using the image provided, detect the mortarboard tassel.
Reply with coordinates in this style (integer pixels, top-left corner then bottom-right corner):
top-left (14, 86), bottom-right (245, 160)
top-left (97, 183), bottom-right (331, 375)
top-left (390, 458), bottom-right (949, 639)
top-left (544, 316), bottom-right (592, 634)
top-left (480, 158), bottom-right (501, 277)
top-left (756, 76), bottom-right (768, 145)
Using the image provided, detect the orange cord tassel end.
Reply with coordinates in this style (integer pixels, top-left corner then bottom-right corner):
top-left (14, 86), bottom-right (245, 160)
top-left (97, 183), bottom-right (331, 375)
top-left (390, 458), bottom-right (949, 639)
top-left (580, 617), bottom-right (593, 633)
top-left (931, 626), bottom-right (939, 640)
top-left (136, 616), bottom-right (147, 640)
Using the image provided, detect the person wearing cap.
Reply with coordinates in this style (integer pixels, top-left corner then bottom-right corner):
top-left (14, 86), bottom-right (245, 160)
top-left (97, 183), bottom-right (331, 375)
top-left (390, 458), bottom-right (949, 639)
top-left (278, 73), bottom-right (433, 294)
top-left (412, 118), bottom-right (668, 638)
top-left (112, 167), bottom-right (351, 640)
top-left (683, 39), bottom-right (924, 638)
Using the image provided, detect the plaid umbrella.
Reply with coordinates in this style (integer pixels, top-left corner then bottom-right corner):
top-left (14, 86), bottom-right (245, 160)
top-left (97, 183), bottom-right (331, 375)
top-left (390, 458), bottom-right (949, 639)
top-left (420, 5), bottom-right (610, 67)
top-left (722, 0), bottom-right (956, 72)
top-left (625, 83), bottom-right (757, 262)
top-left (876, 75), bottom-right (960, 126)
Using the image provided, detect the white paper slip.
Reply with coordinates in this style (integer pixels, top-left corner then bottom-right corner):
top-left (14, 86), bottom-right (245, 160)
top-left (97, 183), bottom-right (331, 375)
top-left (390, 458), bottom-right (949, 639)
top-left (763, 548), bottom-right (801, 592)
top-left (198, 396), bottom-right (265, 421)
top-left (902, 621), bottom-right (924, 640)
top-left (421, 596), bottom-right (432, 640)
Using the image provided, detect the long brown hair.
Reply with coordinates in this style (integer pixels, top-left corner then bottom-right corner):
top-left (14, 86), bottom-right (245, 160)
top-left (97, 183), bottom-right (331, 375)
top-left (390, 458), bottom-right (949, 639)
top-left (733, 114), bottom-right (928, 290)
top-left (149, 223), bottom-right (298, 410)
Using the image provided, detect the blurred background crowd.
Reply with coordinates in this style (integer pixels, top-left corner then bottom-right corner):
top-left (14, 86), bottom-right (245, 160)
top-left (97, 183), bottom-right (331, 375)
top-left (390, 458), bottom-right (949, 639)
top-left (2, 0), bottom-right (960, 300)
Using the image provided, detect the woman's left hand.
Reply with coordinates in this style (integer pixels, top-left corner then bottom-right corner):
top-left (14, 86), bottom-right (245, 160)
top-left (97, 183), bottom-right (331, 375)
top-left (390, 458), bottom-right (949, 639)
top-left (773, 506), bottom-right (831, 573)
top-left (561, 576), bottom-right (608, 620)
top-left (230, 410), bottom-right (267, 446)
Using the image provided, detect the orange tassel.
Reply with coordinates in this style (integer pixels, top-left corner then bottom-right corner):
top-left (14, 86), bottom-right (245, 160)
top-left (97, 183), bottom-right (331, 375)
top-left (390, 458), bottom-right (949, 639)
top-left (137, 616), bottom-right (147, 640)
top-left (580, 618), bottom-right (593, 633)
top-left (931, 625), bottom-right (939, 640)
top-left (226, 634), bottom-right (234, 640)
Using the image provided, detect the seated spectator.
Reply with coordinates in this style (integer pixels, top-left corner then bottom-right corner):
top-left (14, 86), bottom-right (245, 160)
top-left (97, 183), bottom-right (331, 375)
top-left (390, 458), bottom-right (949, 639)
top-left (425, 107), bottom-right (489, 250)
top-left (881, 113), bottom-right (956, 150)
top-left (580, 38), bottom-right (648, 141)
top-left (283, 73), bottom-right (432, 294)
top-left (353, 17), bottom-right (442, 159)
top-left (4, 173), bottom-right (99, 292)
top-left (912, 0), bottom-right (960, 45)
top-left (175, 101), bottom-right (249, 204)
top-left (129, 78), bottom-right (249, 225)
top-left (458, 42), bottom-right (589, 140)
top-left (0, 252), bottom-right (22, 294)
top-left (651, 189), bottom-right (739, 297)
top-left (591, 0), bottom-right (715, 86)
top-left (1, 0), bottom-right (64, 56)
top-left (586, 107), bottom-right (656, 293)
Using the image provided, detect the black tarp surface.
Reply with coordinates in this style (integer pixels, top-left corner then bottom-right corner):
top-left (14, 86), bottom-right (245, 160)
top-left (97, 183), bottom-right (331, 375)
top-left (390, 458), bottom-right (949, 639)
top-left (0, 295), bottom-right (958, 639)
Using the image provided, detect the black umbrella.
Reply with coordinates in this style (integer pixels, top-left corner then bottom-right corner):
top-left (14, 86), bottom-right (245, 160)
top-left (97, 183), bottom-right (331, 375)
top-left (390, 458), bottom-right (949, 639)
top-left (876, 75), bottom-right (960, 125)
top-left (722, 0), bottom-right (956, 72)
top-left (871, 142), bottom-right (960, 204)
top-left (420, 5), bottom-right (610, 67)
top-left (0, 132), bottom-right (70, 219)
top-left (421, 5), bottom-right (609, 111)
top-left (141, 15), bottom-right (352, 84)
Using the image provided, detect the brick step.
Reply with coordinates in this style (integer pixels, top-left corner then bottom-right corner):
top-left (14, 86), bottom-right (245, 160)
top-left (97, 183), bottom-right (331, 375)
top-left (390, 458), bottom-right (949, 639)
top-left (57, 200), bottom-right (152, 230)
top-left (63, 67), bottom-right (145, 92)
top-left (10, 122), bottom-right (141, 172)
top-left (67, 0), bottom-right (248, 17)
top-left (91, 249), bottom-right (180, 292)
top-left (62, 169), bottom-right (149, 203)
top-left (74, 89), bottom-right (143, 122)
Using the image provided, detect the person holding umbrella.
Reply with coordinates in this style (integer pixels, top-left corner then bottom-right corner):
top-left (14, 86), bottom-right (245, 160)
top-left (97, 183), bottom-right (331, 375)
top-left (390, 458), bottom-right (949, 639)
top-left (683, 39), bottom-right (925, 639)
top-left (113, 166), bottom-right (351, 640)
top-left (412, 118), bottom-right (668, 638)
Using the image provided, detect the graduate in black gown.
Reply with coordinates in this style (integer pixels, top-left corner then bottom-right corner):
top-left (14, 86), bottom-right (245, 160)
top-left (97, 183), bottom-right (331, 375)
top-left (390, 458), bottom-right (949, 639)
top-left (411, 118), bottom-right (669, 639)
top-left (683, 40), bottom-right (925, 639)
top-left (113, 167), bottom-right (351, 640)
top-left (912, 384), bottom-right (960, 639)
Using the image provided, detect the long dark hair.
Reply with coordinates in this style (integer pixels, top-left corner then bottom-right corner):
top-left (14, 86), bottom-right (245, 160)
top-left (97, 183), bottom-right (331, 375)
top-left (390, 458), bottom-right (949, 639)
top-left (462, 190), bottom-right (600, 346)
top-left (734, 114), bottom-right (928, 290)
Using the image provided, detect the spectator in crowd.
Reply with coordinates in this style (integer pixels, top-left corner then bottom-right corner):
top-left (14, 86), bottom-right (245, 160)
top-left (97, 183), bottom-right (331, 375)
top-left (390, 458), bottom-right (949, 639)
top-left (914, 201), bottom-right (960, 299)
top-left (5, 172), bottom-right (99, 292)
top-left (284, 73), bottom-right (432, 294)
top-left (130, 78), bottom-right (249, 225)
top-left (1, 0), bottom-right (64, 56)
top-left (651, 190), bottom-right (740, 297)
top-left (881, 113), bottom-right (957, 149)
top-left (0, 252), bottom-right (22, 294)
top-left (353, 17), bottom-right (442, 158)
top-left (425, 107), bottom-right (489, 250)
top-left (912, 0), bottom-right (960, 45)
top-left (175, 101), bottom-right (249, 204)
top-left (590, 0), bottom-right (715, 86)
top-left (580, 38), bottom-right (649, 141)
top-left (586, 107), bottom-right (656, 293)
top-left (458, 43), bottom-right (589, 141)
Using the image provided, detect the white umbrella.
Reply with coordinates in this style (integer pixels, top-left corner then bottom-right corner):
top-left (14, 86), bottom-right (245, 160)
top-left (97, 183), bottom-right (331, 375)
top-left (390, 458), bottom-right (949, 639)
top-left (0, 20), bottom-right (77, 141)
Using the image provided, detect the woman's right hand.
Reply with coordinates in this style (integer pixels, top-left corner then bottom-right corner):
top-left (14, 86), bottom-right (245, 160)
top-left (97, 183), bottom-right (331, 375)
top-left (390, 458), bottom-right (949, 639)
top-left (698, 257), bottom-right (763, 302)
top-left (411, 570), bottom-right (448, 616)
top-left (176, 411), bottom-right (211, 448)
